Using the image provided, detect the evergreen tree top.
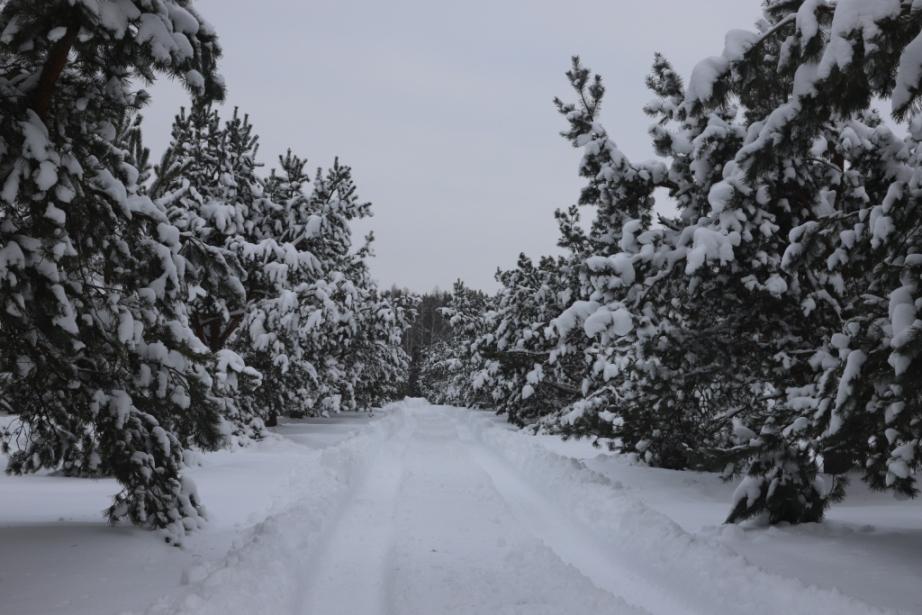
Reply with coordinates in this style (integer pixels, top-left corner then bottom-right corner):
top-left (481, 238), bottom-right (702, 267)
top-left (0, 0), bottom-right (225, 122)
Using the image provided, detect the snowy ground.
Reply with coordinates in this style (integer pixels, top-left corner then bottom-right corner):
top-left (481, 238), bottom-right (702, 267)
top-left (533, 429), bottom-right (922, 614)
top-left (0, 401), bottom-right (919, 614)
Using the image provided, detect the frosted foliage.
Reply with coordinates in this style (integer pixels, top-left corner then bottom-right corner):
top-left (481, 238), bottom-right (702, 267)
top-left (583, 305), bottom-right (633, 338)
top-left (0, 0), bottom-right (237, 541)
top-left (894, 30), bottom-right (922, 114)
top-left (686, 30), bottom-right (757, 106)
top-left (818, 0), bottom-right (901, 79)
top-left (686, 227), bottom-right (735, 273)
top-left (433, 3), bottom-right (922, 529)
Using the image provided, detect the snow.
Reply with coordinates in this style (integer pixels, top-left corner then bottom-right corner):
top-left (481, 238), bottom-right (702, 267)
top-left (35, 160), bottom-right (58, 191)
top-left (685, 30), bottom-right (758, 106)
top-left (531, 426), bottom-right (922, 615)
top-left (110, 390), bottom-right (133, 430)
top-left (20, 111), bottom-right (53, 162)
top-left (92, 169), bottom-right (131, 217)
top-left (0, 240), bottom-right (26, 277)
top-left (1, 159), bottom-right (22, 203)
top-left (95, 0), bottom-right (142, 40)
top-left (118, 310), bottom-right (136, 344)
top-left (765, 274), bottom-right (788, 297)
top-left (687, 56), bottom-right (729, 106)
top-left (136, 14), bottom-right (191, 64)
top-left (723, 30), bottom-right (759, 61)
top-left (686, 227), bottom-right (735, 273)
top-left (708, 180), bottom-right (735, 214)
top-left (732, 474), bottom-right (764, 510)
top-left (796, 0), bottom-right (824, 42)
top-left (0, 410), bottom-right (382, 615)
top-left (44, 203), bottom-right (66, 225)
top-left (168, 5), bottom-right (201, 35)
top-left (3, 402), bottom-right (919, 614)
top-left (888, 286), bottom-right (918, 361)
top-left (586, 254), bottom-right (636, 285)
top-left (551, 300), bottom-right (599, 337)
top-left (157, 222), bottom-right (180, 247)
top-left (893, 29), bottom-right (922, 113)
top-left (583, 304), bottom-right (634, 338)
top-left (829, 349), bottom-right (867, 435)
top-left (184, 69), bottom-right (205, 91)
top-left (620, 219), bottom-right (644, 252)
top-left (819, 0), bottom-right (902, 80)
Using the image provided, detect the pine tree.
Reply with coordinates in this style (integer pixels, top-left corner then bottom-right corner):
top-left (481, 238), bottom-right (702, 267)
top-left (547, 57), bottom-right (711, 467)
top-left (153, 105), bottom-right (269, 354)
top-left (228, 149), bottom-right (408, 421)
top-left (546, 34), bottom-right (834, 480)
top-left (0, 0), bottom-right (242, 543)
top-left (399, 289), bottom-right (454, 396)
top-left (419, 281), bottom-right (492, 406)
top-left (545, 1), bottom-right (922, 524)
top-left (350, 287), bottom-right (415, 409)
top-left (717, 0), bottom-right (922, 523)
top-left (400, 0), bottom-right (922, 529)
top-left (470, 254), bottom-right (581, 425)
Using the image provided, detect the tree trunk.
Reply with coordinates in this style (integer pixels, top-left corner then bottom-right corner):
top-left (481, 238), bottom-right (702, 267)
top-left (29, 14), bottom-right (81, 120)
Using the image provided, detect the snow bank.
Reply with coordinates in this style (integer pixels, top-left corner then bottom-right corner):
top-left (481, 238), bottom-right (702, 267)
top-left (465, 412), bottom-right (891, 615)
top-left (134, 404), bottom-right (409, 615)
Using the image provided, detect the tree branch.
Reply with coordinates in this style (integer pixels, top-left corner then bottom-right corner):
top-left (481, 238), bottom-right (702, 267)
top-left (29, 13), bottom-right (81, 120)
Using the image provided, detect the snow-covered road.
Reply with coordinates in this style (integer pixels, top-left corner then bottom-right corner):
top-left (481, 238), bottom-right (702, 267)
top-left (297, 405), bottom-right (643, 615)
top-left (210, 402), bottom-right (891, 615)
top-left (3, 401), bottom-right (911, 615)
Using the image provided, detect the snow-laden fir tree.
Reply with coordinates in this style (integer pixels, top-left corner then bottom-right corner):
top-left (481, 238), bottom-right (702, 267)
top-left (469, 254), bottom-right (582, 425)
top-left (417, 229), bottom-right (588, 420)
top-left (348, 286), bottom-right (415, 410)
top-left (546, 58), bottom-right (675, 460)
top-left (154, 115), bottom-right (293, 430)
top-left (427, 1), bottom-right (922, 527)
top-left (234, 154), bottom-right (399, 421)
top-left (543, 57), bottom-right (757, 470)
top-left (708, 0), bottom-right (922, 523)
top-left (0, 0), bottom-right (249, 543)
top-left (545, 0), bottom-right (922, 524)
top-left (156, 106), bottom-right (410, 425)
top-left (227, 149), bottom-right (318, 425)
top-left (152, 104), bottom-right (271, 354)
top-left (418, 281), bottom-right (492, 406)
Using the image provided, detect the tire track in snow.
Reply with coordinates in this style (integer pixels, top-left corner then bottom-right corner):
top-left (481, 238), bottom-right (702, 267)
top-left (134, 408), bottom-right (407, 615)
top-left (456, 413), bottom-right (699, 615)
top-left (294, 413), bottom-right (414, 615)
top-left (459, 407), bottom-right (893, 615)
top-left (387, 407), bottom-right (644, 615)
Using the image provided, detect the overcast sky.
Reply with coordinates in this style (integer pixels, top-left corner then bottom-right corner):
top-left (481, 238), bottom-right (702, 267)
top-left (144, 0), bottom-right (763, 292)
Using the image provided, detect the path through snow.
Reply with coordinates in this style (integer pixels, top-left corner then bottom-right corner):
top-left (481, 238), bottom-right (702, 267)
top-left (154, 401), bottom-right (895, 615)
top-left (2, 402), bottom-right (910, 614)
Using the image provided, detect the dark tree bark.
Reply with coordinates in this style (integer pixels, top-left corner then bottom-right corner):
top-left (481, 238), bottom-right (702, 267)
top-left (29, 14), bottom-right (81, 120)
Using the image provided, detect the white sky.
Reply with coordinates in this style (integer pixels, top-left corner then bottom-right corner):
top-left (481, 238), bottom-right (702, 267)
top-left (144, 0), bottom-right (763, 292)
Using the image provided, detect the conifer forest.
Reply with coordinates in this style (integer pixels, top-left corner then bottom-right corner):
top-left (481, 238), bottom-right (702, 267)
top-left (1, 2), bottom-right (921, 614)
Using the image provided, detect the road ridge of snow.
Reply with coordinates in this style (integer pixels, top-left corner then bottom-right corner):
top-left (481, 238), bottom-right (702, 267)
top-left (132, 403), bottom-right (409, 615)
top-left (461, 408), bottom-right (896, 615)
top-left (294, 410), bottom-right (414, 615)
top-left (461, 421), bottom-right (684, 615)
